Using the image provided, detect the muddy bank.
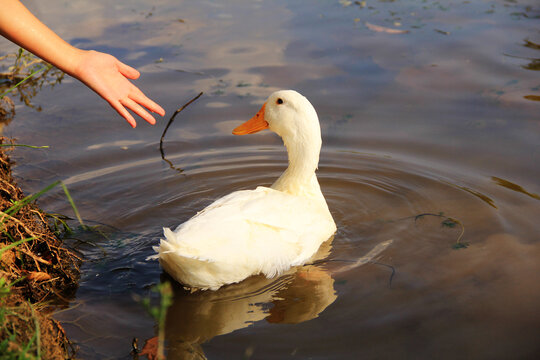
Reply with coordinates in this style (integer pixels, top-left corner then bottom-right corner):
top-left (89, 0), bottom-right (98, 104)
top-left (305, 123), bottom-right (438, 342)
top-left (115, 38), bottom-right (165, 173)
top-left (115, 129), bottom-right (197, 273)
top-left (0, 139), bottom-right (80, 359)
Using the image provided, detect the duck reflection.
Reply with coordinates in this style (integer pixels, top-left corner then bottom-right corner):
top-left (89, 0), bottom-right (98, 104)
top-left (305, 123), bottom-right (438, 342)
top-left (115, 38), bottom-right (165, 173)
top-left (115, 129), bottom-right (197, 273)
top-left (152, 238), bottom-right (394, 359)
top-left (164, 240), bottom-right (337, 359)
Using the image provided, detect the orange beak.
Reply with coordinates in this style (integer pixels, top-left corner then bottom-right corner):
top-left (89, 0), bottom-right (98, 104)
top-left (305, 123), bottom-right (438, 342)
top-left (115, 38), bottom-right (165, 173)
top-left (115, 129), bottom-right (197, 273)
top-left (232, 103), bottom-right (269, 135)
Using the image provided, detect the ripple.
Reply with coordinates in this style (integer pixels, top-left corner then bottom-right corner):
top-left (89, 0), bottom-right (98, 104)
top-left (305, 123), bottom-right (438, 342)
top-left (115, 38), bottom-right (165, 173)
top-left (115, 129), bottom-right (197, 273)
top-left (61, 137), bottom-right (536, 360)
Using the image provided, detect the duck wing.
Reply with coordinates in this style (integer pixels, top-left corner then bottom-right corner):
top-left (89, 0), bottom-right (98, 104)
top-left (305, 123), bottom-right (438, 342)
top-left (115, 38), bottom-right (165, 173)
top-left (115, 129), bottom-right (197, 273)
top-left (160, 186), bottom-right (335, 270)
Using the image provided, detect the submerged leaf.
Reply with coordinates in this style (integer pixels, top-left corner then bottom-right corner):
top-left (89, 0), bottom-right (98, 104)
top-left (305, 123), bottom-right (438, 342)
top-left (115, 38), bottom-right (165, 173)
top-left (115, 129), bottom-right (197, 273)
top-left (524, 40), bottom-right (540, 50)
top-left (524, 95), bottom-right (540, 102)
top-left (522, 59), bottom-right (540, 71)
top-left (355, 1), bottom-right (366, 8)
top-left (139, 337), bottom-right (159, 360)
top-left (441, 218), bottom-right (458, 228)
top-left (452, 242), bottom-right (469, 250)
top-left (434, 29), bottom-right (450, 35)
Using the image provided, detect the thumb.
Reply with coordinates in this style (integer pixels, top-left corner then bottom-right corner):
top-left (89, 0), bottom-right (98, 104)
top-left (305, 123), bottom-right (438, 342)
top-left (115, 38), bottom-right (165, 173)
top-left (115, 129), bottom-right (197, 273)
top-left (117, 60), bottom-right (140, 80)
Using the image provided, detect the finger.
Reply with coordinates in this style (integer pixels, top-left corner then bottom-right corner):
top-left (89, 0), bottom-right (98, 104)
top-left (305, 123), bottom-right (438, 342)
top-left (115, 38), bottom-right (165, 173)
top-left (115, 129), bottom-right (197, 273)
top-left (117, 60), bottom-right (140, 80)
top-left (110, 100), bottom-right (137, 128)
top-left (129, 89), bottom-right (166, 116)
top-left (120, 97), bottom-right (157, 125)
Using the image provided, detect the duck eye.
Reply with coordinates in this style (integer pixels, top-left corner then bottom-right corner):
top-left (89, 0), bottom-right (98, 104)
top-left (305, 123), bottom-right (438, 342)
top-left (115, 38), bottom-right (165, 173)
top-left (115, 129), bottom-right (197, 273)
top-left (276, 98), bottom-right (283, 105)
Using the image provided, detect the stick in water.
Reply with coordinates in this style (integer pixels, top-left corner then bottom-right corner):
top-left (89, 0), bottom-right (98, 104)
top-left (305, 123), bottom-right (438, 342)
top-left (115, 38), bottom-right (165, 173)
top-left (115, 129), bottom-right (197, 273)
top-left (159, 92), bottom-right (203, 157)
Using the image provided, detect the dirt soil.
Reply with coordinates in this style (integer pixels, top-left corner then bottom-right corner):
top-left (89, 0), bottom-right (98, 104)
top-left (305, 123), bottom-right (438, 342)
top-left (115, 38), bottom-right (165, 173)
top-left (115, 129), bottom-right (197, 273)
top-left (0, 138), bottom-right (81, 358)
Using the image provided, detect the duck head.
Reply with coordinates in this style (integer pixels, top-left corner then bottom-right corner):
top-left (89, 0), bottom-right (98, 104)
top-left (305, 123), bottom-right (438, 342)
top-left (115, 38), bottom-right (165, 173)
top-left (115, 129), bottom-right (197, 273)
top-left (233, 90), bottom-right (323, 195)
top-left (233, 90), bottom-right (322, 151)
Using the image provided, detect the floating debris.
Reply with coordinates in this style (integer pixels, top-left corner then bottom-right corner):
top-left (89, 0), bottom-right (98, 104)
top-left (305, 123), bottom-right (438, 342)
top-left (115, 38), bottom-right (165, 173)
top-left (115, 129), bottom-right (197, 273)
top-left (365, 22), bottom-right (409, 34)
top-left (435, 28), bottom-right (450, 35)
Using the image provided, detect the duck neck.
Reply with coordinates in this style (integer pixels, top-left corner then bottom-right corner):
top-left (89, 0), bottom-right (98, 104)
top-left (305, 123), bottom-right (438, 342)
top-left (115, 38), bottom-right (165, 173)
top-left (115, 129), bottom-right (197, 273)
top-left (271, 133), bottom-right (322, 197)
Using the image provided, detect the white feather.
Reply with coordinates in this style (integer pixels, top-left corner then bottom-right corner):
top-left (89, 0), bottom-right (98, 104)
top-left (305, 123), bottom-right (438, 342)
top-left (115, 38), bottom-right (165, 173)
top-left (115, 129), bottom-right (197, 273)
top-left (150, 90), bottom-right (337, 290)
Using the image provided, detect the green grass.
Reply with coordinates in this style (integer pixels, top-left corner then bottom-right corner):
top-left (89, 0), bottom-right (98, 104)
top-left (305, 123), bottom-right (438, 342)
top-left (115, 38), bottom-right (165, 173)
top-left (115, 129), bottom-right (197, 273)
top-left (137, 282), bottom-right (173, 359)
top-left (0, 50), bottom-right (73, 359)
top-left (0, 145), bottom-right (49, 149)
top-left (0, 66), bottom-right (48, 100)
top-left (0, 178), bottom-right (85, 359)
top-left (0, 278), bottom-right (41, 360)
top-left (2, 180), bottom-right (85, 229)
top-left (0, 48), bottom-right (64, 114)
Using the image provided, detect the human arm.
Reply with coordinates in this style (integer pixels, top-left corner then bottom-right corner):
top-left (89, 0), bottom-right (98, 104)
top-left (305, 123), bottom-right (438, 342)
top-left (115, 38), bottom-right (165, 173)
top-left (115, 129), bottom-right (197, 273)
top-left (0, 0), bottom-right (165, 127)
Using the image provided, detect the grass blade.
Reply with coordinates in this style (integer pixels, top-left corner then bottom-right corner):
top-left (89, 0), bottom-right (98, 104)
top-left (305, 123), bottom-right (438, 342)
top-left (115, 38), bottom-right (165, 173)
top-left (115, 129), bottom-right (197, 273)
top-left (5, 180), bottom-right (61, 217)
top-left (4, 180), bottom-right (85, 228)
top-left (0, 66), bottom-right (47, 99)
top-left (60, 182), bottom-right (85, 227)
top-left (0, 237), bottom-right (35, 257)
top-left (0, 144), bottom-right (49, 149)
top-left (31, 305), bottom-right (41, 359)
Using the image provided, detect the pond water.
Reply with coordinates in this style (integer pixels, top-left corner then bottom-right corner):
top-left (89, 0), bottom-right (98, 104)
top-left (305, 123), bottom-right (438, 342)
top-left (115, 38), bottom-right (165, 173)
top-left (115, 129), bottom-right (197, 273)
top-left (1, 0), bottom-right (539, 359)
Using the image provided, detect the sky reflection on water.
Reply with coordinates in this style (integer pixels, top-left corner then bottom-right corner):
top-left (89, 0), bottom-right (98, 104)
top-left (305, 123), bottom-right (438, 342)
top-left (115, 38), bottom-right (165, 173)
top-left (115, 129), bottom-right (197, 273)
top-left (1, 0), bottom-right (539, 359)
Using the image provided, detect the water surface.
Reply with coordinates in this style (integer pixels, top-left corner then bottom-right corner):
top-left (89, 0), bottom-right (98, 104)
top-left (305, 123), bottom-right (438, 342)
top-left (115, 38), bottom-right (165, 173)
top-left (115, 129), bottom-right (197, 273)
top-left (1, 0), bottom-right (539, 359)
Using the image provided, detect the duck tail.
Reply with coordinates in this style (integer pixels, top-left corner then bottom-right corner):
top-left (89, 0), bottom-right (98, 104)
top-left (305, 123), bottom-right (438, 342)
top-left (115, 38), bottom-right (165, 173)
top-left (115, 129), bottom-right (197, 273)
top-left (146, 227), bottom-right (177, 261)
top-left (156, 228), bottom-right (229, 290)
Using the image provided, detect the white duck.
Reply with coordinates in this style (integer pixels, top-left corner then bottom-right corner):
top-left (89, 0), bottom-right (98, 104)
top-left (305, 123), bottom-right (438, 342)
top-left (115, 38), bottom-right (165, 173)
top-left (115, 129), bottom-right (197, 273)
top-left (152, 90), bottom-right (336, 290)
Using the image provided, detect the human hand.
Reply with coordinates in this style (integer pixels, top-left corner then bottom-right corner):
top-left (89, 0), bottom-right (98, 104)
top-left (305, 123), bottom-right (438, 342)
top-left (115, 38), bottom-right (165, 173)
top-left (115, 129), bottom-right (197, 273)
top-left (71, 50), bottom-right (165, 127)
